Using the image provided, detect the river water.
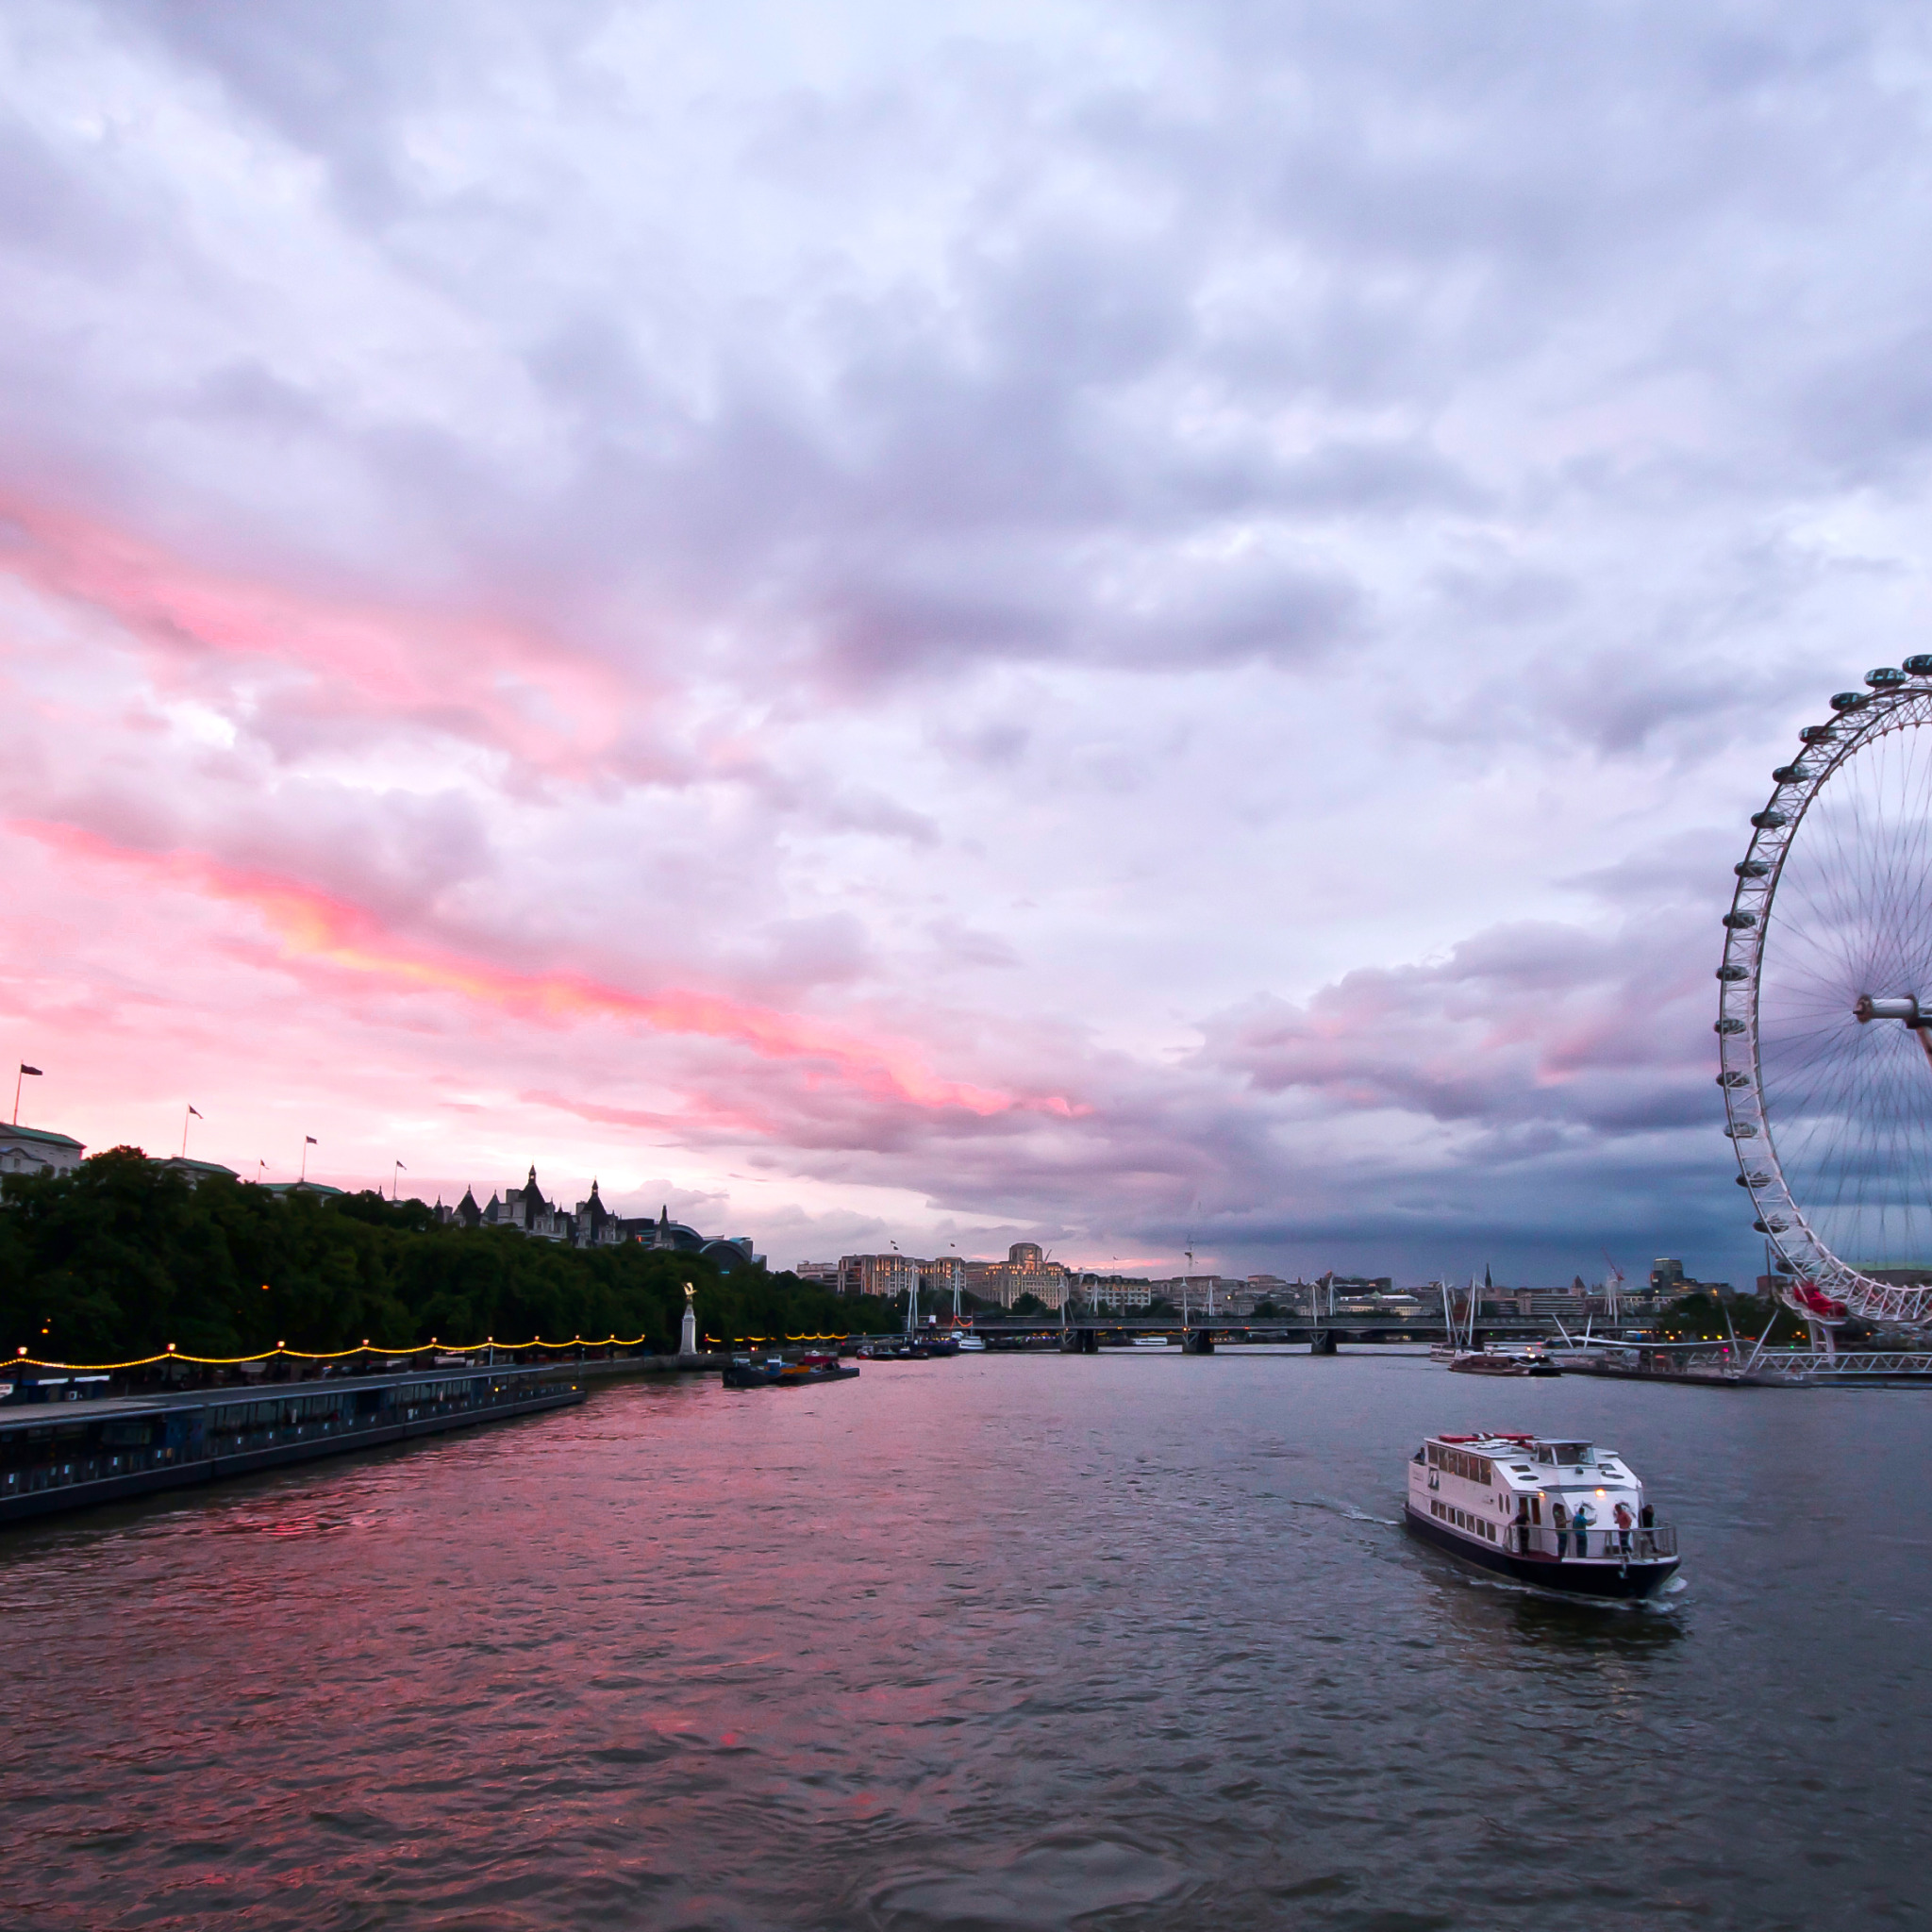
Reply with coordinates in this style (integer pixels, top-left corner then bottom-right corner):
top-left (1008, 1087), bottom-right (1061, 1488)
top-left (2, 1351), bottom-right (1925, 1929)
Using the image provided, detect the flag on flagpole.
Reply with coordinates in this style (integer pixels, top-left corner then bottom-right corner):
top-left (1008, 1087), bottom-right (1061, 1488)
top-left (306, 1136), bottom-right (318, 1144)
top-left (19, 1064), bottom-right (41, 1076)
top-left (396, 1161), bottom-right (407, 1170)
top-left (188, 1106), bottom-right (203, 1120)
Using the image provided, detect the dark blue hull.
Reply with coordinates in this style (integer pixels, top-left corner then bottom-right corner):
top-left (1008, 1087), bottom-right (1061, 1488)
top-left (1405, 1506), bottom-right (1679, 1600)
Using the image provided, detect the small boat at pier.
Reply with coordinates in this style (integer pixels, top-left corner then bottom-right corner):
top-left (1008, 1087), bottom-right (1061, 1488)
top-left (1448, 1348), bottom-right (1561, 1377)
top-left (1405, 1432), bottom-right (1680, 1599)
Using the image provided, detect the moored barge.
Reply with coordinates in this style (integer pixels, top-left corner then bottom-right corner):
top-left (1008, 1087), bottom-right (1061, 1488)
top-left (0, 1365), bottom-right (585, 1525)
top-left (723, 1352), bottom-right (860, 1388)
top-left (1406, 1431), bottom-right (1680, 1599)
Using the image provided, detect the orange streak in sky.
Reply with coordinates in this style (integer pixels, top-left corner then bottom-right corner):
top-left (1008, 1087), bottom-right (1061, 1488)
top-left (23, 823), bottom-right (1081, 1120)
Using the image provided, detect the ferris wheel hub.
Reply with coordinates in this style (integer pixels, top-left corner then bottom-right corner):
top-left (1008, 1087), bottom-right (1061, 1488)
top-left (1854, 994), bottom-right (1924, 1024)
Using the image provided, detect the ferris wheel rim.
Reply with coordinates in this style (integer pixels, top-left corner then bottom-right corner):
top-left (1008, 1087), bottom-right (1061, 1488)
top-left (1720, 667), bottom-right (1932, 1329)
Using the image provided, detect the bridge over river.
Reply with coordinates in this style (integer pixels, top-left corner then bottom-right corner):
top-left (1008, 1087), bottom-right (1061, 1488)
top-left (970, 1316), bottom-right (1557, 1355)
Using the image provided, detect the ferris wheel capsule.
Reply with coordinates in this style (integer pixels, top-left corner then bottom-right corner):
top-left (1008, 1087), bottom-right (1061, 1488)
top-left (1720, 674), bottom-right (1932, 1328)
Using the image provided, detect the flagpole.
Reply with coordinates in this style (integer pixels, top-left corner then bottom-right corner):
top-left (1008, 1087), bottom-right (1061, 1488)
top-left (181, 1104), bottom-right (191, 1159)
top-left (11, 1067), bottom-right (19, 1126)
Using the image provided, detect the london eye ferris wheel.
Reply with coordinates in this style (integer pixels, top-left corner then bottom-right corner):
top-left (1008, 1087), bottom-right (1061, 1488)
top-left (1721, 659), bottom-right (1932, 1327)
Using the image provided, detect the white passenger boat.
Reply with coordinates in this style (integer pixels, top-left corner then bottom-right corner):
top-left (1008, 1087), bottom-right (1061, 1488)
top-left (952, 1332), bottom-right (987, 1352)
top-left (1406, 1432), bottom-right (1680, 1600)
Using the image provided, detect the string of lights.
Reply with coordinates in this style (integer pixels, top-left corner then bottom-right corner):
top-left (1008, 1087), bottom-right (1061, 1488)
top-left (706, 1334), bottom-right (848, 1346)
top-left (13, 1329), bottom-right (856, 1372)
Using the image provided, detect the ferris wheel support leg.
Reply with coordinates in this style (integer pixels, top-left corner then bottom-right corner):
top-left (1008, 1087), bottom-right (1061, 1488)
top-left (1807, 1318), bottom-right (1838, 1358)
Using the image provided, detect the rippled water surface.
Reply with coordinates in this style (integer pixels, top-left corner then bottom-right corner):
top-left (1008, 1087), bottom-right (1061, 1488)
top-left (4, 1352), bottom-right (1927, 1929)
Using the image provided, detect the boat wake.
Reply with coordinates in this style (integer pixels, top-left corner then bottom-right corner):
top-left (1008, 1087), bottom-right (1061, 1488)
top-left (1287, 1494), bottom-right (1402, 1526)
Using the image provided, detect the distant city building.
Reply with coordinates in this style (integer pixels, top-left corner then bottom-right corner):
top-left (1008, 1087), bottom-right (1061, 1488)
top-left (0, 1124), bottom-right (84, 1178)
top-left (839, 1252), bottom-right (921, 1299)
top-left (1650, 1257), bottom-right (1734, 1302)
top-left (1067, 1273), bottom-right (1157, 1311)
top-left (921, 1255), bottom-right (966, 1303)
top-left (472, 1166), bottom-right (577, 1241)
top-left (793, 1261), bottom-right (841, 1288)
top-left (440, 1172), bottom-right (760, 1265)
top-left (152, 1156), bottom-right (240, 1188)
top-left (1509, 1287), bottom-right (1591, 1320)
top-left (967, 1242), bottom-right (1068, 1308)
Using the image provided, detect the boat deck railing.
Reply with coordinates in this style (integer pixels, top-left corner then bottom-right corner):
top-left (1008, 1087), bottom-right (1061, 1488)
top-left (1511, 1522), bottom-right (1678, 1561)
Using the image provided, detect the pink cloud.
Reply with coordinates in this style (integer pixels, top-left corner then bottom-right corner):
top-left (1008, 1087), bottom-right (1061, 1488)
top-left (0, 494), bottom-right (643, 778)
top-left (18, 820), bottom-right (1082, 1123)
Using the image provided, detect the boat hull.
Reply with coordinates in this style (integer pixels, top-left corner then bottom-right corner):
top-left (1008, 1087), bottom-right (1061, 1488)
top-left (1404, 1505), bottom-right (1679, 1600)
top-left (722, 1363), bottom-right (861, 1389)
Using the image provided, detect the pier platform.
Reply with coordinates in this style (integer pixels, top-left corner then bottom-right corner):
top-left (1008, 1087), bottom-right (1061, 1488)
top-left (0, 1365), bottom-right (587, 1525)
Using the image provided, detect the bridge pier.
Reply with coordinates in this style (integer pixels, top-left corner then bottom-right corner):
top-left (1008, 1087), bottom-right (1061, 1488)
top-left (1181, 1329), bottom-right (1215, 1355)
top-left (1309, 1329), bottom-right (1338, 1356)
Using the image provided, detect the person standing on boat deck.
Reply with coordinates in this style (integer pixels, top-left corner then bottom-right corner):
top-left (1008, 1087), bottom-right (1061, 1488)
top-left (1572, 1501), bottom-right (1593, 1557)
top-left (1614, 1501), bottom-right (1634, 1555)
top-left (1552, 1499), bottom-right (1571, 1558)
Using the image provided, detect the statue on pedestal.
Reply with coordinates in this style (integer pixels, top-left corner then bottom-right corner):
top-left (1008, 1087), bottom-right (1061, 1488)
top-left (679, 1282), bottom-right (698, 1357)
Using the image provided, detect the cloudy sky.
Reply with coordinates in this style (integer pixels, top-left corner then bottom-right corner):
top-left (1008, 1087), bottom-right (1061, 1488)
top-left (4, 0), bottom-right (1929, 1286)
